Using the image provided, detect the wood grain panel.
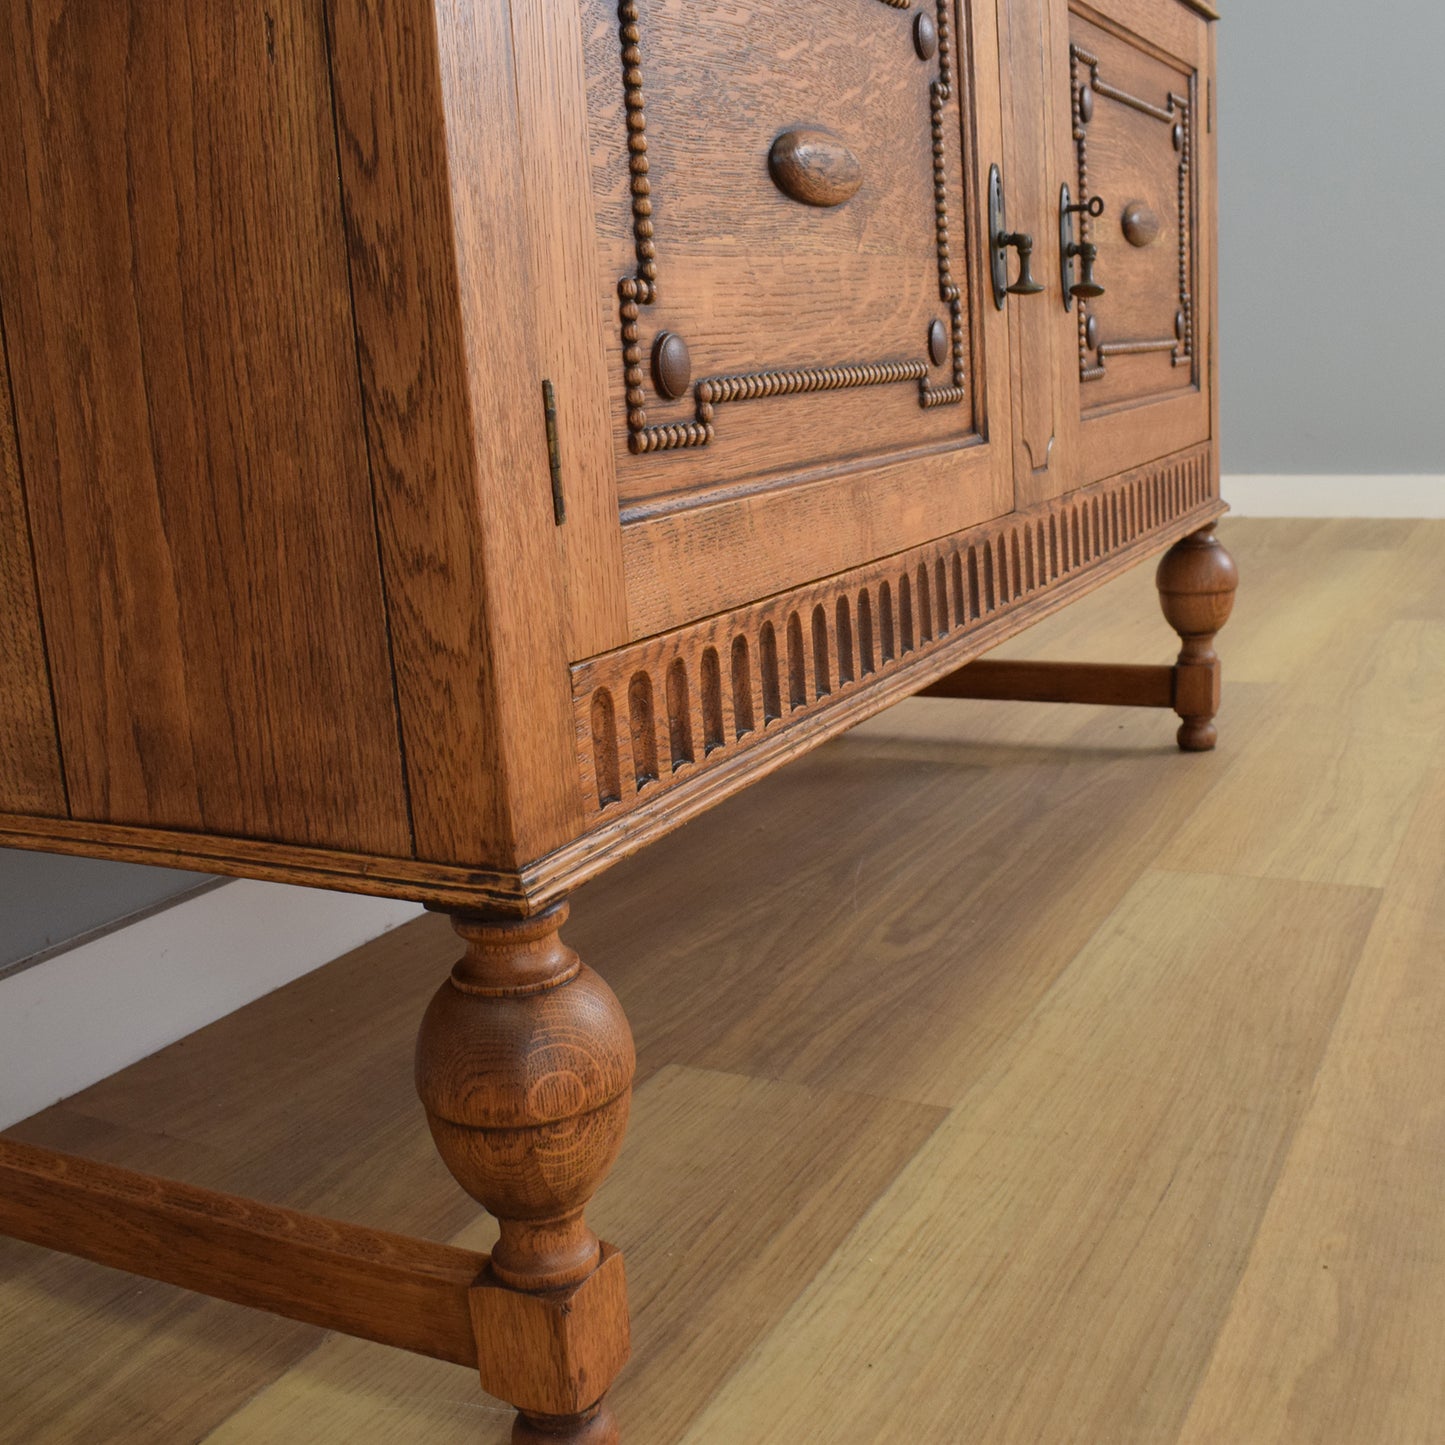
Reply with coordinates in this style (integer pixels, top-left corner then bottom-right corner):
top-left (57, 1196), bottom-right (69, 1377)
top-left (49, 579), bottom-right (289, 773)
top-left (1070, 14), bottom-right (1198, 410)
top-left (1074, 0), bottom-right (1207, 60)
top-left (325, 0), bottom-right (583, 867)
top-left (1002, 0), bottom-right (1077, 502)
top-left (0, 308), bottom-right (64, 815)
top-left (682, 870), bottom-right (1379, 1444)
top-left (0, 451), bottom-right (1220, 913)
top-left (0, 1), bottom-right (408, 853)
top-left (619, 443), bottom-right (1011, 637)
top-left (509, 0), bottom-right (630, 659)
top-left (1066, 0), bottom-right (1212, 482)
top-left (1178, 770), bottom-right (1445, 1445)
top-left (1157, 620), bottom-right (1445, 889)
top-left (580, 0), bottom-right (986, 506)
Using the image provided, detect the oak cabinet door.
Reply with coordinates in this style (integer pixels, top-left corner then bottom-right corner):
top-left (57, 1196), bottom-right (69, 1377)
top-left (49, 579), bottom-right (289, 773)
top-left (1060, 0), bottom-right (1214, 484)
top-left (568, 0), bottom-right (1015, 643)
top-left (997, 0), bottom-right (1079, 507)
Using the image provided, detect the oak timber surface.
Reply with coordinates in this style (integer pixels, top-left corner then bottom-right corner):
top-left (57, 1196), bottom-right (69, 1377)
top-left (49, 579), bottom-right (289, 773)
top-left (2, 518), bottom-right (1442, 1444)
top-left (0, 2), bottom-right (410, 853)
top-left (0, 313), bottom-right (62, 816)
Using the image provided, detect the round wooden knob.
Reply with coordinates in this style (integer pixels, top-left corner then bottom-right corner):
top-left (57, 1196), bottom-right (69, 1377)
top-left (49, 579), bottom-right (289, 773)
top-left (1085, 313), bottom-right (1099, 350)
top-left (1077, 84), bottom-right (1094, 124)
top-left (1121, 201), bottom-right (1162, 248)
top-left (651, 331), bottom-right (692, 400)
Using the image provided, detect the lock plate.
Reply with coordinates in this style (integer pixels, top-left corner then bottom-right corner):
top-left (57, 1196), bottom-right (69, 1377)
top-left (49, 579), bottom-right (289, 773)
top-left (989, 164), bottom-right (1009, 310)
top-left (1060, 183), bottom-right (1076, 312)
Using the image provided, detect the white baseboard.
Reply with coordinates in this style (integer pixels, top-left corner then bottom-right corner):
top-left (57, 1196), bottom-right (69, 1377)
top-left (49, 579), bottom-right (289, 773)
top-left (0, 881), bottom-right (422, 1130)
top-left (1223, 474), bottom-right (1445, 518)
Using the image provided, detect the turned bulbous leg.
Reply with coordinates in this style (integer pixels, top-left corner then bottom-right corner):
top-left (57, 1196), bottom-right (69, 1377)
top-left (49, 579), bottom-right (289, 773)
top-left (1156, 522), bottom-right (1238, 751)
top-left (416, 903), bottom-right (635, 1442)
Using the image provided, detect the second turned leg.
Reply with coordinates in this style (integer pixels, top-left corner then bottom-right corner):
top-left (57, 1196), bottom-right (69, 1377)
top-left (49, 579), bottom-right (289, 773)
top-left (415, 903), bottom-right (635, 1443)
top-left (1156, 523), bottom-right (1239, 752)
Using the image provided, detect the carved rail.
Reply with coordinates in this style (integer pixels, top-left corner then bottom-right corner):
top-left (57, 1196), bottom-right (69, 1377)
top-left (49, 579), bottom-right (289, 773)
top-left (573, 445), bottom-right (1216, 819)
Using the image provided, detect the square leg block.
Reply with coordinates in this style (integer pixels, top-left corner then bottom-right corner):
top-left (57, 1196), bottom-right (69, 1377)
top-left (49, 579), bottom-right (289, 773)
top-left (471, 1242), bottom-right (630, 1417)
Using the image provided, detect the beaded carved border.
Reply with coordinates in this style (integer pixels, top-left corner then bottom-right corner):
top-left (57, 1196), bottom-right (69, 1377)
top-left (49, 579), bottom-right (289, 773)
top-left (1070, 45), bottom-right (1194, 384)
top-left (572, 446), bottom-right (1215, 818)
top-left (613, 0), bottom-right (968, 456)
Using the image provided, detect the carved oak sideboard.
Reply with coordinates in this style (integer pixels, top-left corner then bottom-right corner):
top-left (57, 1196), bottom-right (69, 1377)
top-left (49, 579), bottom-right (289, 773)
top-left (0, 0), bottom-right (1231, 1438)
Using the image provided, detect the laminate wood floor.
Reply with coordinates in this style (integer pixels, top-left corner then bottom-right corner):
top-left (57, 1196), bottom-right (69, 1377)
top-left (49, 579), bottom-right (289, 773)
top-left (3, 519), bottom-right (1442, 1444)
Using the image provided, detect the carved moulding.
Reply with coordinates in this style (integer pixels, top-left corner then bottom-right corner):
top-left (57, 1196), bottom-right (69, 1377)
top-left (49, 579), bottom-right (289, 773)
top-left (574, 445), bottom-right (1218, 819)
top-left (1071, 43), bottom-right (1194, 384)
top-left (611, 0), bottom-right (970, 457)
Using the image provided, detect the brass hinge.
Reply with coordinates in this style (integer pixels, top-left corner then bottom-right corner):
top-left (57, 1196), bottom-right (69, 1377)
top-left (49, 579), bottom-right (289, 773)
top-left (542, 379), bottom-right (566, 526)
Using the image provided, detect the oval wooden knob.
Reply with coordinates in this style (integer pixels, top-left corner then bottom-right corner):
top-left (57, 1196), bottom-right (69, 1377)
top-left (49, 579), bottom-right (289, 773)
top-left (928, 319), bottom-right (949, 367)
top-left (768, 128), bottom-right (863, 208)
top-left (914, 12), bottom-right (938, 60)
top-left (1121, 201), bottom-right (1162, 248)
top-left (652, 331), bottom-right (691, 400)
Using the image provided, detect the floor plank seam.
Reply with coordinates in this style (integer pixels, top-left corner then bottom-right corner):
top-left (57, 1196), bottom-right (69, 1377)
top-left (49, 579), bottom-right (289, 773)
top-left (1172, 882), bottom-right (1388, 1440)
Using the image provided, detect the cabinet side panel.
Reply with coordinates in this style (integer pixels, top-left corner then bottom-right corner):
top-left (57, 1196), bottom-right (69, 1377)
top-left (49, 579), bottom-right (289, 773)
top-left (328, 0), bottom-right (585, 867)
top-left (0, 306), bottom-right (64, 816)
top-left (0, 3), bottom-right (410, 854)
top-left (510, 0), bottom-right (631, 660)
top-left (429, 0), bottom-right (586, 861)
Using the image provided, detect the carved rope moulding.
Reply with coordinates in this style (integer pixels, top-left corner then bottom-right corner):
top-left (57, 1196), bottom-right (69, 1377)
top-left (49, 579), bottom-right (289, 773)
top-left (1071, 44), bottom-right (1194, 384)
top-left (611, 0), bottom-right (969, 456)
top-left (573, 447), bottom-right (1215, 818)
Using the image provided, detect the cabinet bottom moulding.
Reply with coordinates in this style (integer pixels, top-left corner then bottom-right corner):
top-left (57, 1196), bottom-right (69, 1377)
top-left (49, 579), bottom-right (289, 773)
top-left (0, 446), bottom-right (1222, 921)
top-left (574, 443), bottom-right (1220, 821)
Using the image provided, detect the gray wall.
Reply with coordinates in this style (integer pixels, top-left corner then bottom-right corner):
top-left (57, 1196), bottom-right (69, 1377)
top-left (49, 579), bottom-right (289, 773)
top-left (0, 849), bottom-right (213, 975)
top-left (1219, 0), bottom-right (1445, 475)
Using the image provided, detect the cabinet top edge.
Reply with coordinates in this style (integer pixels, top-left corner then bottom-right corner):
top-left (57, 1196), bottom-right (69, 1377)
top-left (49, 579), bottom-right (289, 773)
top-left (1180, 0), bottom-right (1220, 19)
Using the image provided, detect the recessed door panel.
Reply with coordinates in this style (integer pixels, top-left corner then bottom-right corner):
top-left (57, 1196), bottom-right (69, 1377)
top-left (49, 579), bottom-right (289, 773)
top-left (575, 0), bottom-right (1015, 638)
top-left (1063, 1), bottom-right (1212, 481)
